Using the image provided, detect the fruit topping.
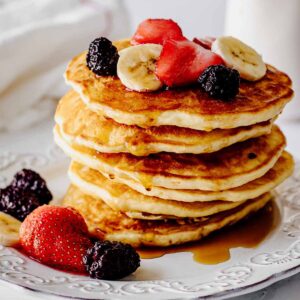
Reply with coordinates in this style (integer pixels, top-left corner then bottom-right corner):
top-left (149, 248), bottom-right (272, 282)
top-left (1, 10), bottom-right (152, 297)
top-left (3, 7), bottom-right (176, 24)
top-left (83, 240), bottom-right (140, 280)
top-left (193, 37), bottom-right (216, 50)
top-left (20, 205), bottom-right (92, 272)
top-left (156, 39), bottom-right (224, 87)
top-left (0, 211), bottom-right (21, 246)
top-left (198, 65), bottom-right (240, 100)
top-left (211, 36), bottom-right (266, 81)
top-left (12, 169), bottom-right (52, 205)
top-left (0, 187), bottom-right (40, 221)
top-left (117, 44), bottom-right (163, 92)
top-left (131, 18), bottom-right (186, 45)
top-left (86, 37), bottom-right (119, 76)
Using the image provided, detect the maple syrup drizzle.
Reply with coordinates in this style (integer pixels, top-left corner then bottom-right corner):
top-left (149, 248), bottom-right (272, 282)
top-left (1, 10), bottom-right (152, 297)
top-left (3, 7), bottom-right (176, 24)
top-left (137, 201), bottom-right (279, 264)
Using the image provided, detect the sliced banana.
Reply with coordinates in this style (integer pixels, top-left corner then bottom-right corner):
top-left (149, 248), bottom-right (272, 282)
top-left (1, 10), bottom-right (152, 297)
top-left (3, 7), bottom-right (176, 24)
top-left (211, 36), bottom-right (266, 81)
top-left (0, 212), bottom-right (21, 247)
top-left (117, 44), bottom-right (163, 92)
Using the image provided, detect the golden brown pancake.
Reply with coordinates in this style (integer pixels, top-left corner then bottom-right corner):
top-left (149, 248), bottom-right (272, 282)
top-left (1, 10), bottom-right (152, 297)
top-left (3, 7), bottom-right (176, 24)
top-left (117, 152), bottom-right (294, 202)
top-left (65, 39), bottom-right (293, 130)
top-left (68, 161), bottom-right (249, 219)
top-left (62, 185), bottom-right (272, 247)
top-left (54, 125), bottom-right (286, 191)
top-left (55, 90), bottom-right (273, 156)
top-left (68, 152), bottom-right (293, 216)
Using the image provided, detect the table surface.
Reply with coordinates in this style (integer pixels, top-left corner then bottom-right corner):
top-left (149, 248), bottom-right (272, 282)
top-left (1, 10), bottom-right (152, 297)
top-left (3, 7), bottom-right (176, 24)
top-left (0, 118), bottom-right (299, 300)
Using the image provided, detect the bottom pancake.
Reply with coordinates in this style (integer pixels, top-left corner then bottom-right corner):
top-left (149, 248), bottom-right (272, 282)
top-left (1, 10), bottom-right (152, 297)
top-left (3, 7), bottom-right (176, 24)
top-left (62, 185), bottom-right (272, 247)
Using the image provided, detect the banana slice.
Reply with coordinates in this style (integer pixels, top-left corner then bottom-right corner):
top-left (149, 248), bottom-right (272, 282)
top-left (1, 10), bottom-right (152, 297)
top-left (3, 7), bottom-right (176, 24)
top-left (211, 36), bottom-right (266, 81)
top-left (0, 212), bottom-right (21, 247)
top-left (117, 44), bottom-right (163, 92)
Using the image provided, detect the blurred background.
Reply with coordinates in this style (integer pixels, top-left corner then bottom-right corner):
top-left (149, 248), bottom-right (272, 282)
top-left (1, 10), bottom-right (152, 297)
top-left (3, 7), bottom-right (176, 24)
top-left (125, 0), bottom-right (226, 37)
top-left (0, 0), bottom-right (299, 133)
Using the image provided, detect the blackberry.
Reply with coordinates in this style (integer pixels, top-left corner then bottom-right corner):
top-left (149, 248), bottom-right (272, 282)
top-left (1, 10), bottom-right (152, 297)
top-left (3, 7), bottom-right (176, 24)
top-left (11, 169), bottom-right (52, 205)
top-left (83, 240), bottom-right (140, 280)
top-left (0, 187), bottom-right (40, 221)
top-left (198, 65), bottom-right (240, 100)
top-left (86, 37), bottom-right (119, 76)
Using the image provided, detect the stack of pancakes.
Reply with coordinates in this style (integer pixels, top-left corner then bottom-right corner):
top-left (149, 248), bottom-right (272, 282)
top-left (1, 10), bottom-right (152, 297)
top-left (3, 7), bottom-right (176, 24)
top-left (54, 40), bottom-right (294, 247)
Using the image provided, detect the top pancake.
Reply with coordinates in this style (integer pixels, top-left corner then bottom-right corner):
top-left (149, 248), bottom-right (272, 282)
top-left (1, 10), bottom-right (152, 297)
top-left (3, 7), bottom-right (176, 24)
top-left (65, 39), bottom-right (293, 131)
top-left (55, 90), bottom-right (273, 156)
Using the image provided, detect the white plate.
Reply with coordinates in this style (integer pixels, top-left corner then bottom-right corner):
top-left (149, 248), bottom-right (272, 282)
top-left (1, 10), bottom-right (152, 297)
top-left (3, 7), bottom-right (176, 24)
top-left (0, 145), bottom-right (300, 300)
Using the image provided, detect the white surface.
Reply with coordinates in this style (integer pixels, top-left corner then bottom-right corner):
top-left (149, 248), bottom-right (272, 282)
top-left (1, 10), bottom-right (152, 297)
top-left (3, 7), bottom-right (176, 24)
top-left (225, 0), bottom-right (300, 121)
top-left (0, 0), bottom-right (130, 131)
top-left (124, 0), bottom-right (226, 38)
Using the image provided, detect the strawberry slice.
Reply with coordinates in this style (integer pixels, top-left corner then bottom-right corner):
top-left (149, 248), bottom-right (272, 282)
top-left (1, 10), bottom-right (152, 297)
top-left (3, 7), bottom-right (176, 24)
top-left (156, 39), bottom-right (224, 87)
top-left (193, 37), bottom-right (216, 50)
top-left (131, 19), bottom-right (186, 45)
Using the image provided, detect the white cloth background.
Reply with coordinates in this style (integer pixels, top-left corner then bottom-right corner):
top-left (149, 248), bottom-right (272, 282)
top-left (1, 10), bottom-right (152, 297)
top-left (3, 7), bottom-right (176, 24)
top-left (0, 0), bottom-right (130, 131)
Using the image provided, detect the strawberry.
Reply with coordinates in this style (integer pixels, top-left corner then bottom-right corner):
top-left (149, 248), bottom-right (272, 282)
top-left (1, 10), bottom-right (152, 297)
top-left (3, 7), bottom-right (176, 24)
top-left (156, 39), bottom-right (224, 87)
top-left (193, 37), bottom-right (216, 50)
top-left (20, 205), bottom-right (92, 273)
top-left (131, 18), bottom-right (186, 45)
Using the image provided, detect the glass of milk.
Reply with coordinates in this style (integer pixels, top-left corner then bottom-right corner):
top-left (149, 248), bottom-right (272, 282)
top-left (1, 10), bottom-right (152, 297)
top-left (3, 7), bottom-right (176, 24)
top-left (225, 0), bottom-right (300, 121)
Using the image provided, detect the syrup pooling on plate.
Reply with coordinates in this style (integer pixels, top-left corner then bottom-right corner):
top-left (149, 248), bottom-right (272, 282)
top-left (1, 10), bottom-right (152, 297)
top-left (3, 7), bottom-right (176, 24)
top-left (137, 201), bottom-right (279, 264)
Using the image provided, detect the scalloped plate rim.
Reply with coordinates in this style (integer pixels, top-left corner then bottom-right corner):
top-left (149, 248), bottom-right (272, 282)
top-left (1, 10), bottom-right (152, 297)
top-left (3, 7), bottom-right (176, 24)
top-left (1, 262), bottom-right (300, 300)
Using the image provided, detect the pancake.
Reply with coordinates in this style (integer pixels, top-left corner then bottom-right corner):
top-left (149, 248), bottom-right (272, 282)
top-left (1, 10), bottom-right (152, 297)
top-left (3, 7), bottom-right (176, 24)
top-left (65, 39), bottom-right (293, 131)
top-left (62, 185), bottom-right (272, 247)
top-left (55, 90), bottom-right (273, 156)
top-left (124, 212), bottom-right (180, 220)
top-left (54, 125), bottom-right (286, 191)
top-left (69, 161), bottom-right (248, 219)
top-left (68, 152), bottom-right (293, 213)
top-left (116, 152), bottom-right (294, 202)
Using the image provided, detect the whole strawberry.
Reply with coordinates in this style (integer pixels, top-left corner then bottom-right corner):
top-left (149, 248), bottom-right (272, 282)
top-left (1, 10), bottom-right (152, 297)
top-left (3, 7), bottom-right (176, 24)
top-left (20, 205), bottom-right (92, 273)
